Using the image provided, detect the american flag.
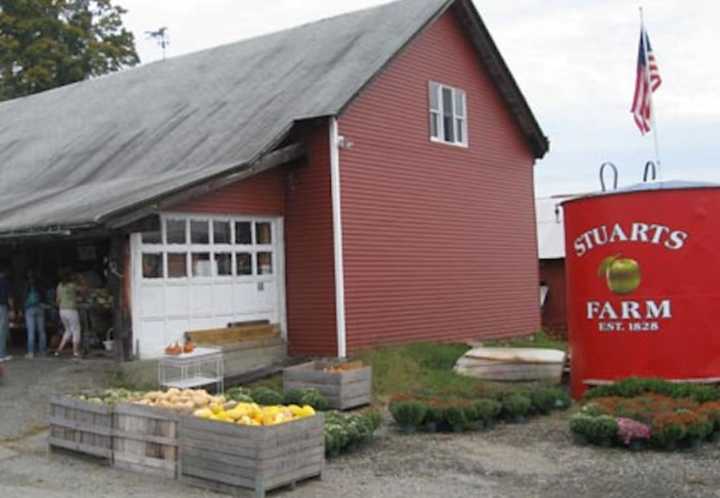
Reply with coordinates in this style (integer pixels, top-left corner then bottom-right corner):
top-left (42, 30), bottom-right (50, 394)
top-left (631, 28), bottom-right (662, 134)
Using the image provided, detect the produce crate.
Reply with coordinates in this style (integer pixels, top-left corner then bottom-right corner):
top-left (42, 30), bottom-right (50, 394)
top-left (48, 395), bottom-right (114, 461)
top-left (179, 414), bottom-right (325, 498)
top-left (113, 403), bottom-right (180, 479)
top-left (283, 361), bottom-right (372, 410)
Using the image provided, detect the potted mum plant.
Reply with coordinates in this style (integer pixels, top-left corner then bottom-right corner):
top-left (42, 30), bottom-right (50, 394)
top-left (617, 417), bottom-right (651, 451)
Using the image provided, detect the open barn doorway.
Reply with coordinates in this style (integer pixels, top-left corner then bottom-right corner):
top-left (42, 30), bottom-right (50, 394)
top-left (0, 237), bottom-right (115, 359)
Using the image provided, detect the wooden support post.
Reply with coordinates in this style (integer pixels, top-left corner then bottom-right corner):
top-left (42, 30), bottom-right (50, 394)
top-left (109, 234), bottom-right (128, 361)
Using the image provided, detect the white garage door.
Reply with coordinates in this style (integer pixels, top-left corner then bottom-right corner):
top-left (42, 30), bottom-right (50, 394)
top-left (130, 214), bottom-right (286, 359)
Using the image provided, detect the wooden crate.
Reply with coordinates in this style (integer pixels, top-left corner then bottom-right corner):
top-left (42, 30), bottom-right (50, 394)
top-left (283, 361), bottom-right (372, 410)
top-left (179, 414), bottom-right (325, 498)
top-left (113, 403), bottom-right (180, 479)
top-left (48, 395), bottom-right (113, 461)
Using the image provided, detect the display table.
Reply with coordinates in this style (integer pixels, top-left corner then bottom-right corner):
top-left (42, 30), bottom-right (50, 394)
top-left (158, 347), bottom-right (224, 393)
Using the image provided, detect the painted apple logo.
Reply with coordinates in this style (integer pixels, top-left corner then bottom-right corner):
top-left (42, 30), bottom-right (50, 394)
top-left (598, 255), bottom-right (642, 294)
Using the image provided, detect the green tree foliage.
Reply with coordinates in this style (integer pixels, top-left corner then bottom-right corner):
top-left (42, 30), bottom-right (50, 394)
top-left (0, 0), bottom-right (139, 101)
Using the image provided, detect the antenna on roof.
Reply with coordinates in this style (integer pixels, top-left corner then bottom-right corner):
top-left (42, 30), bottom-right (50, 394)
top-left (146, 27), bottom-right (170, 61)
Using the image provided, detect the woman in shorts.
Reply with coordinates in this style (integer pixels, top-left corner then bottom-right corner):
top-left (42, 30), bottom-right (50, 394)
top-left (54, 270), bottom-right (82, 358)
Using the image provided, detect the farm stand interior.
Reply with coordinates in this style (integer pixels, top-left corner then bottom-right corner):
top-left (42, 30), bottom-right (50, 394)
top-left (0, 234), bottom-right (122, 357)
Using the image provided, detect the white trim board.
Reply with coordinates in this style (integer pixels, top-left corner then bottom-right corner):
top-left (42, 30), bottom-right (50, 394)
top-left (330, 118), bottom-right (347, 359)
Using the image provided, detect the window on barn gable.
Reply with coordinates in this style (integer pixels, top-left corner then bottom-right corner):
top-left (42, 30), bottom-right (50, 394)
top-left (429, 82), bottom-right (467, 147)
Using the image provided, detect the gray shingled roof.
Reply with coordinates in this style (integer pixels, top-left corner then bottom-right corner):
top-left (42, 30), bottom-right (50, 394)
top-left (0, 0), bottom-right (546, 236)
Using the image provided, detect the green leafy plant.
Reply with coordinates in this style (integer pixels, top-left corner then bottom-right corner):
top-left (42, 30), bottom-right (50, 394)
top-left (585, 378), bottom-right (720, 403)
top-left (444, 406), bottom-right (469, 432)
top-left (547, 387), bottom-right (572, 410)
top-left (570, 413), bottom-right (618, 445)
top-left (250, 387), bottom-right (284, 406)
top-left (472, 399), bottom-right (502, 425)
top-left (530, 388), bottom-right (559, 415)
top-left (569, 413), bottom-right (594, 443)
top-left (365, 410), bottom-right (384, 431)
top-left (697, 402), bottom-right (720, 432)
top-left (390, 400), bottom-right (428, 431)
top-left (651, 415), bottom-right (686, 449)
top-left (299, 388), bottom-right (329, 411)
top-left (422, 404), bottom-right (444, 430)
top-left (0, 0), bottom-right (140, 102)
top-left (283, 388), bottom-right (306, 405)
top-left (573, 390), bottom-right (720, 451)
top-left (502, 394), bottom-right (532, 420)
top-left (569, 413), bottom-right (618, 445)
top-left (324, 411), bottom-right (381, 457)
top-left (686, 417), bottom-right (713, 442)
top-left (226, 387), bottom-right (254, 402)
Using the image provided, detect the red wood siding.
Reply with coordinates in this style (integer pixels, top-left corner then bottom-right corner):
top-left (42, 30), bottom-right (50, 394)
top-left (176, 169), bottom-right (286, 215)
top-left (285, 124), bottom-right (337, 356)
top-left (338, 10), bottom-right (540, 352)
top-left (169, 141), bottom-right (337, 356)
top-left (540, 259), bottom-right (567, 336)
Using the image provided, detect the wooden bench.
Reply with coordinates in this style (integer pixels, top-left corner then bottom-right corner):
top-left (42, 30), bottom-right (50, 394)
top-left (185, 323), bottom-right (280, 350)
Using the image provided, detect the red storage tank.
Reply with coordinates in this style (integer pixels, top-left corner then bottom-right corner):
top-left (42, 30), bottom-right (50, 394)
top-left (563, 181), bottom-right (720, 398)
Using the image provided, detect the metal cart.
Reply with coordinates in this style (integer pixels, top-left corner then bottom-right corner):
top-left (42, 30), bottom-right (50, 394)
top-left (158, 347), bottom-right (224, 393)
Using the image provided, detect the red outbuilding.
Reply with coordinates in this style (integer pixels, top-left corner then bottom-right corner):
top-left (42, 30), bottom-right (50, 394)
top-left (536, 196), bottom-right (574, 336)
top-left (0, 0), bottom-right (548, 360)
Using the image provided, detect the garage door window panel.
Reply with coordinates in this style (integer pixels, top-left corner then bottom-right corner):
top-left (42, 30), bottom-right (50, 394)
top-left (257, 252), bottom-right (273, 275)
top-left (142, 253), bottom-right (163, 279)
top-left (166, 219), bottom-right (187, 245)
top-left (213, 220), bottom-right (231, 244)
top-left (256, 222), bottom-right (272, 245)
top-left (139, 216), bottom-right (277, 280)
top-left (167, 253), bottom-right (188, 279)
top-left (236, 252), bottom-right (253, 276)
top-left (214, 253), bottom-right (233, 277)
top-left (191, 220), bottom-right (210, 244)
top-left (235, 222), bottom-right (252, 245)
top-left (192, 253), bottom-right (212, 277)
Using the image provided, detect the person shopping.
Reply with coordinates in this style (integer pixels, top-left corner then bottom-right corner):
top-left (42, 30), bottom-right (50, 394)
top-left (0, 264), bottom-right (13, 362)
top-left (54, 270), bottom-right (82, 358)
top-left (23, 271), bottom-right (47, 358)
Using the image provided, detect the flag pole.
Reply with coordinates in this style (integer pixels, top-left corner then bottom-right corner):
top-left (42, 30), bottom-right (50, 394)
top-left (640, 6), bottom-right (662, 180)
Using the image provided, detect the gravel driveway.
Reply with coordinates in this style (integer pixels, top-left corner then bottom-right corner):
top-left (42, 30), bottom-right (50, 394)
top-left (2, 357), bottom-right (720, 498)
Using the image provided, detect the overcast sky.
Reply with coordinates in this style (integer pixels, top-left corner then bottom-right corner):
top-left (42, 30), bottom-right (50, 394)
top-left (120, 0), bottom-right (720, 197)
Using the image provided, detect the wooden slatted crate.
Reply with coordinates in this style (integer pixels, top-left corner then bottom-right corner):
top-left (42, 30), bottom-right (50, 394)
top-left (283, 361), bottom-right (372, 410)
top-left (113, 403), bottom-right (180, 479)
top-left (48, 395), bottom-right (114, 461)
top-left (179, 414), bottom-right (325, 498)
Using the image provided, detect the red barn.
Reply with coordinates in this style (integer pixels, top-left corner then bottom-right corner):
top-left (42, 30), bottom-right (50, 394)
top-left (0, 0), bottom-right (548, 360)
top-left (536, 196), bottom-right (571, 336)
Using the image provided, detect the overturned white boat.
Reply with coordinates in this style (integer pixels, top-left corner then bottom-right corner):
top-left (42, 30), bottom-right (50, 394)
top-left (455, 347), bottom-right (566, 383)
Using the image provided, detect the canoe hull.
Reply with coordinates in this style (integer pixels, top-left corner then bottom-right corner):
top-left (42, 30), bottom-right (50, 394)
top-left (454, 348), bottom-right (566, 383)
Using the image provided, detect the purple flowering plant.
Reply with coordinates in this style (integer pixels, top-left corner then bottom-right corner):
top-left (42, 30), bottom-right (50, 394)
top-left (617, 417), bottom-right (651, 445)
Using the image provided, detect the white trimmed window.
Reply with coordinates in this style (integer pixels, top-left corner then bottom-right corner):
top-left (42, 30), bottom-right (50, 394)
top-left (429, 82), bottom-right (468, 147)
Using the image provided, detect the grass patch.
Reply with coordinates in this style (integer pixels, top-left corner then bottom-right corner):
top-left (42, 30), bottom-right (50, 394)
top-left (355, 342), bottom-right (492, 400)
top-left (481, 330), bottom-right (567, 351)
top-left (240, 340), bottom-right (566, 405)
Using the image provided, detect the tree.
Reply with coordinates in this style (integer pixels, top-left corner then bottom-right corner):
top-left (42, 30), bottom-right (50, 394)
top-left (0, 0), bottom-right (139, 102)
